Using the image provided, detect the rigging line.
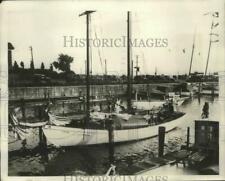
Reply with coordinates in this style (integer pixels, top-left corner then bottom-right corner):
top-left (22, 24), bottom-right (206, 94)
top-left (141, 52), bottom-right (147, 75)
top-left (189, 27), bottom-right (197, 75)
top-left (93, 24), bottom-right (104, 73)
top-left (136, 13), bottom-right (146, 75)
top-left (98, 12), bottom-right (106, 64)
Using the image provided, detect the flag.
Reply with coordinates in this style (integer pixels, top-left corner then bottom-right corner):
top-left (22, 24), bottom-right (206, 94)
top-left (212, 22), bottom-right (219, 28)
top-left (203, 12), bottom-right (219, 17)
top-left (211, 40), bottom-right (219, 43)
top-left (212, 12), bottom-right (219, 18)
top-left (210, 33), bottom-right (219, 37)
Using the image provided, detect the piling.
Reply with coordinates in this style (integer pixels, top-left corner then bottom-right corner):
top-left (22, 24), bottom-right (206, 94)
top-left (39, 126), bottom-right (43, 144)
top-left (186, 127), bottom-right (190, 149)
top-left (108, 118), bottom-right (114, 164)
top-left (198, 82), bottom-right (201, 96)
top-left (39, 126), bottom-right (48, 161)
top-left (21, 98), bottom-right (26, 121)
top-left (39, 126), bottom-right (47, 151)
top-left (38, 106), bottom-right (43, 120)
top-left (212, 86), bottom-right (215, 96)
top-left (62, 101), bottom-right (65, 116)
top-left (158, 126), bottom-right (165, 157)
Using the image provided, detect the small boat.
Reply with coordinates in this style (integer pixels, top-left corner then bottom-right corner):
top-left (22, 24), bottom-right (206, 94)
top-left (132, 100), bottom-right (166, 110)
top-left (166, 92), bottom-right (189, 106)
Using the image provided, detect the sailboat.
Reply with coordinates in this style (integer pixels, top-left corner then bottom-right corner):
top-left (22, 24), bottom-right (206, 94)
top-left (43, 11), bottom-right (185, 147)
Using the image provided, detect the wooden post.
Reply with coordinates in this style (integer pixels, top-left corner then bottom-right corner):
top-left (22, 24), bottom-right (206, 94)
top-left (43, 132), bottom-right (47, 150)
top-left (212, 86), bottom-right (215, 96)
top-left (38, 106), bottom-right (42, 120)
top-left (147, 84), bottom-right (151, 101)
top-left (198, 82), bottom-right (201, 96)
top-left (21, 98), bottom-right (26, 121)
top-left (39, 126), bottom-right (47, 149)
top-left (186, 127), bottom-right (190, 150)
top-left (158, 126), bottom-right (165, 157)
top-left (108, 119), bottom-right (114, 164)
top-left (39, 126), bottom-right (43, 144)
top-left (62, 101), bottom-right (65, 116)
top-left (39, 126), bottom-right (48, 161)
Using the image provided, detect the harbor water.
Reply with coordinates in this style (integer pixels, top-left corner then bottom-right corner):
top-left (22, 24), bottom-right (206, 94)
top-left (8, 96), bottom-right (221, 176)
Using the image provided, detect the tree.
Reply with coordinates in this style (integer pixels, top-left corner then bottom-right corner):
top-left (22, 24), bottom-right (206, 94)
top-left (53, 54), bottom-right (74, 73)
top-left (41, 62), bottom-right (45, 70)
top-left (20, 61), bottom-right (24, 69)
top-left (13, 61), bottom-right (19, 70)
top-left (30, 60), bottom-right (34, 70)
top-left (49, 64), bottom-right (53, 71)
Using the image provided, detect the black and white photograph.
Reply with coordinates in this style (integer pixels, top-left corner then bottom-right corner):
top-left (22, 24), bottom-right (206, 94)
top-left (0, 0), bottom-right (225, 180)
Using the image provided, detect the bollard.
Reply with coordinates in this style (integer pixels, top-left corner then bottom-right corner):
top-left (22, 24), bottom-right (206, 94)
top-left (158, 126), bottom-right (165, 157)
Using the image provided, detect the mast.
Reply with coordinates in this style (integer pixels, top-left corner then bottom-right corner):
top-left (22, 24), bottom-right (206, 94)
top-left (204, 21), bottom-right (213, 76)
top-left (105, 59), bottom-right (107, 75)
top-left (30, 46), bottom-right (34, 68)
top-left (189, 30), bottom-right (196, 75)
top-left (79, 11), bottom-right (95, 125)
top-left (30, 46), bottom-right (34, 62)
top-left (127, 11), bottom-right (132, 112)
top-left (204, 12), bottom-right (219, 76)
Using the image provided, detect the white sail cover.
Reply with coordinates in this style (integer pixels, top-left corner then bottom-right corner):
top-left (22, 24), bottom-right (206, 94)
top-left (132, 100), bottom-right (165, 110)
top-left (48, 113), bottom-right (71, 126)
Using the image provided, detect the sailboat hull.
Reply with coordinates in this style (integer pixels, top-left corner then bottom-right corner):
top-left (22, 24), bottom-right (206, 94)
top-left (132, 100), bottom-right (165, 110)
top-left (43, 114), bottom-right (186, 147)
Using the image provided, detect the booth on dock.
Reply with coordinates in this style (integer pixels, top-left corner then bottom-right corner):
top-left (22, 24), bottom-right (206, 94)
top-left (188, 120), bottom-right (219, 167)
top-left (194, 120), bottom-right (219, 152)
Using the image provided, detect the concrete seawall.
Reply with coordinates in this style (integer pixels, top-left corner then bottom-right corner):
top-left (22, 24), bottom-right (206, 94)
top-left (9, 83), bottom-right (180, 101)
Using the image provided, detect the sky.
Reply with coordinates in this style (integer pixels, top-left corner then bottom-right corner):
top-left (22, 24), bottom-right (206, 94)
top-left (2, 0), bottom-right (224, 75)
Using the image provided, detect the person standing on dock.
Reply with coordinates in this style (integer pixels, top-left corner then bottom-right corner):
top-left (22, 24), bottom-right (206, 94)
top-left (202, 102), bottom-right (209, 118)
